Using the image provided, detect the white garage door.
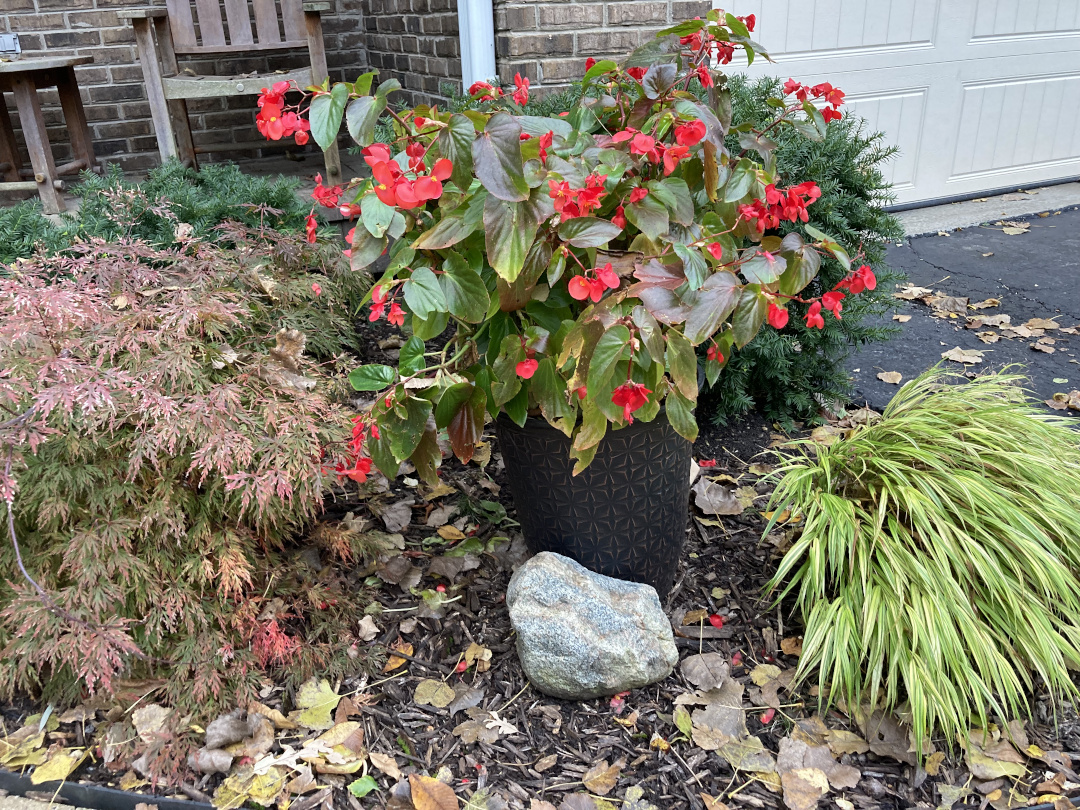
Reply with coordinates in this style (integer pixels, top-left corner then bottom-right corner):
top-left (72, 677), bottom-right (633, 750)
top-left (726, 1), bottom-right (1080, 205)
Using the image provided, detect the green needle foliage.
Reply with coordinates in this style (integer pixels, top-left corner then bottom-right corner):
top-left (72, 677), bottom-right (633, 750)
top-left (765, 367), bottom-right (1080, 748)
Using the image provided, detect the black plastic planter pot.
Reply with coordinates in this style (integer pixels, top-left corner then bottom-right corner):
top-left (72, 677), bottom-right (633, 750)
top-left (495, 411), bottom-right (692, 597)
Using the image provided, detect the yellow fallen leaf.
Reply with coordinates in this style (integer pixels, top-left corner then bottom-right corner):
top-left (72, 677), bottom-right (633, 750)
top-left (292, 678), bottom-right (341, 730)
top-left (248, 701), bottom-right (299, 730)
top-left (750, 664), bottom-right (782, 686)
top-left (924, 750), bottom-right (945, 776)
top-left (877, 371), bottom-right (902, 385)
top-left (437, 525), bottom-right (466, 541)
top-left (780, 637), bottom-right (803, 656)
top-left (31, 747), bottom-right (88, 784)
top-left (383, 638), bottom-right (414, 672)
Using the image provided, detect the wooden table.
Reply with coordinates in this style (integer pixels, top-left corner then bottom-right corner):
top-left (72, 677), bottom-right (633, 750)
top-left (0, 56), bottom-right (99, 214)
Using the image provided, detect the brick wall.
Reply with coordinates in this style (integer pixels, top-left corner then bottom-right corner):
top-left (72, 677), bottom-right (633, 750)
top-left (361, 0), bottom-right (461, 108)
top-left (493, 0), bottom-right (711, 95)
top-left (0, 0), bottom-right (369, 175)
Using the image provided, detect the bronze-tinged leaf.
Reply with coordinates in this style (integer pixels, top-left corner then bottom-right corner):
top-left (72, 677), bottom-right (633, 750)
top-left (409, 773), bottom-right (459, 810)
top-left (630, 258), bottom-right (686, 291)
top-left (447, 386), bottom-right (486, 464)
top-left (581, 757), bottom-right (625, 796)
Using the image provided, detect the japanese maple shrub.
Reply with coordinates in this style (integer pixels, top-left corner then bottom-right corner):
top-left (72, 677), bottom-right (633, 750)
top-left (0, 217), bottom-right (378, 711)
top-left (257, 13), bottom-right (877, 476)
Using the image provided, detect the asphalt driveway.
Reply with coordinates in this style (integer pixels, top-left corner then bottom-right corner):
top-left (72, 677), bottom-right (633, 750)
top-left (847, 205), bottom-right (1080, 413)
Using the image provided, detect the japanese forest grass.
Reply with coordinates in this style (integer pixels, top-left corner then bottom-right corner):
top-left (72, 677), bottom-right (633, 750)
top-left (765, 368), bottom-right (1080, 749)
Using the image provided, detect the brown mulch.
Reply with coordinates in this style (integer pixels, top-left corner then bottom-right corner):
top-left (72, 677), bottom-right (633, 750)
top-left (5, 322), bottom-right (1080, 810)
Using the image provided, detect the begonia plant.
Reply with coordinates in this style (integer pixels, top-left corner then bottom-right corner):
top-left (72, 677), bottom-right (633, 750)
top-left (255, 12), bottom-right (875, 477)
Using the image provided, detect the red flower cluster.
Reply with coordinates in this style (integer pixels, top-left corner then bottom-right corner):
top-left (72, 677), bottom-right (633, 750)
top-left (369, 284), bottom-right (405, 327)
top-left (363, 143), bottom-right (453, 209)
top-left (312, 173), bottom-right (342, 208)
top-left (612, 381), bottom-right (651, 423)
top-left (568, 262), bottom-right (620, 302)
top-left (679, 16), bottom-right (753, 64)
top-left (706, 343), bottom-right (724, 363)
top-left (468, 81), bottom-right (503, 102)
top-left (625, 67), bottom-right (647, 82)
top-left (737, 181), bottom-right (821, 233)
top-left (783, 79), bottom-right (846, 122)
top-left (512, 73), bottom-right (530, 106)
top-left (611, 128), bottom-right (689, 175)
top-left (835, 264), bottom-right (877, 294)
top-left (675, 120), bottom-right (707, 147)
top-left (767, 302), bottom-right (789, 329)
top-left (335, 416), bottom-right (376, 483)
top-left (256, 81), bottom-right (310, 144)
top-left (805, 300), bottom-right (825, 329)
top-left (548, 173), bottom-right (608, 222)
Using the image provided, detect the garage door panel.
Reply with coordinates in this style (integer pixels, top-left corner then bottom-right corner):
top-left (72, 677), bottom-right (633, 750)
top-left (952, 72), bottom-right (1080, 179)
top-left (842, 88), bottom-right (927, 190)
top-left (732, 0), bottom-right (938, 59)
top-left (727, 1), bottom-right (1080, 203)
top-left (972, 0), bottom-right (1080, 42)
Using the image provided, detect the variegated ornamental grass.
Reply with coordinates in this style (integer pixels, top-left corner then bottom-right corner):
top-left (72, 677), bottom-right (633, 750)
top-left (766, 368), bottom-right (1080, 748)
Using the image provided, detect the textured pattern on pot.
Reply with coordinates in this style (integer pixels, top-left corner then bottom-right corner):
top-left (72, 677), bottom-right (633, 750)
top-left (495, 411), bottom-right (691, 597)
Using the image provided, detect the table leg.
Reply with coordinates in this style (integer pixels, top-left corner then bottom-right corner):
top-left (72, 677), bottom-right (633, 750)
top-left (11, 74), bottom-right (64, 214)
top-left (56, 66), bottom-right (99, 175)
top-left (0, 92), bottom-right (22, 182)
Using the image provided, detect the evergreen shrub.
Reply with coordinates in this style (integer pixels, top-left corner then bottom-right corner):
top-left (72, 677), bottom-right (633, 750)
top-left (0, 161), bottom-right (311, 263)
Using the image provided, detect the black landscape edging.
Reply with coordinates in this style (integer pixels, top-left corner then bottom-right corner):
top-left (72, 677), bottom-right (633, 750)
top-left (0, 767), bottom-right (214, 810)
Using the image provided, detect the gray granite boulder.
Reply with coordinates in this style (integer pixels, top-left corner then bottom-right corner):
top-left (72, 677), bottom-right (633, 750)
top-left (506, 551), bottom-right (678, 699)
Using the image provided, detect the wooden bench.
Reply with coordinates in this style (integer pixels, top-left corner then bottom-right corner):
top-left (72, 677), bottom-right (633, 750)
top-left (0, 56), bottom-right (100, 215)
top-left (120, 0), bottom-right (342, 184)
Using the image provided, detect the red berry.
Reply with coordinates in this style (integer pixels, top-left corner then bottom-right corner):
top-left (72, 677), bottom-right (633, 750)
top-left (456, 660), bottom-right (468, 673)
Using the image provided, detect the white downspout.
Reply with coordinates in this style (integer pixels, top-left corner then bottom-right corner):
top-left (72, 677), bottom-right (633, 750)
top-left (458, 0), bottom-right (497, 88)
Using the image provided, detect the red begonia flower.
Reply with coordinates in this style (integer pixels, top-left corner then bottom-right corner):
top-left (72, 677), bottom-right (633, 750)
top-left (805, 301), bottom-right (825, 329)
top-left (516, 358), bottom-right (539, 379)
top-left (611, 381), bottom-right (652, 424)
top-left (767, 302), bottom-right (789, 330)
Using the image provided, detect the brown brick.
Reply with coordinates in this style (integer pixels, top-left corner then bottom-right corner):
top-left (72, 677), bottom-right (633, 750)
top-left (67, 10), bottom-right (121, 28)
top-left (89, 83), bottom-right (144, 103)
top-left (539, 57), bottom-right (587, 82)
top-left (671, 0), bottom-right (711, 19)
top-left (10, 13), bottom-right (66, 31)
top-left (496, 6), bottom-right (536, 30)
top-left (93, 119), bottom-right (152, 139)
top-left (577, 29), bottom-right (639, 53)
top-left (101, 26), bottom-right (135, 45)
top-left (606, 2), bottom-right (668, 26)
top-left (45, 29), bottom-right (101, 48)
top-left (3, 0), bottom-right (34, 11)
top-left (538, 4), bottom-right (603, 28)
top-left (497, 32), bottom-right (574, 57)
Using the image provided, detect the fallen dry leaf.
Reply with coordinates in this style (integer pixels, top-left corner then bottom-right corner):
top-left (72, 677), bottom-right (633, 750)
top-left (292, 678), bottom-right (340, 730)
top-left (969, 313), bottom-right (1011, 328)
top-left (1045, 391), bottom-right (1080, 411)
top-left (781, 637), bottom-right (803, 656)
top-left (31, 747), bottom-right (88, 785)
top-left (977, 332), bottom-right (1000, 344)
top-left (930, 295), bottom-right (968, 315)
top-left (854, 709), bottom-right (917, 765)
top-left (969, 298), bottom-right (1001, 310)
top-left (894, 285), bottom-right (933, 301)
top-left (681, 653), bottom-right (730, 691)
top-left (941, 346), bottom-right (984, 364)
top-left (1031, 342), bottom-right (1056, 354)
top-left (877, 371), bottom-right (902, 385)
top-left (369, 751), bottom-right (403, 781)
top-left (824, 729), bottom-right (870, 756)
top-left (924, 750), bottom-right (945, 776)
top-left (383, 637), bottom-right (414, 673)
top-left (700, 794), bottom-right (730, 810)
top-left (582, 757), bottom-right (625, 795)
top-left (893, 314), bottom-right (911, 323)
top-left (410, 773), bottom-right (459, 810)
top-left (378, 498), bottom-right (414, 532)
top-left (692, 477), bottom-right (743, 516)
top-left (1025, 318), bottom-right (1060, 330)
top-left (464, 642), bottom-right (492, 673)
top-left (414, 678), bottom-right (456, 708)
top-left (357, 615), bottom-right (379, 642)
top-left (437, 525), bottom-right (466, 541)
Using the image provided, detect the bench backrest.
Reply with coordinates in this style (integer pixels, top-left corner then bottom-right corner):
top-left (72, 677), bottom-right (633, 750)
top-left (166, 0), bottom-right (306, 54)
